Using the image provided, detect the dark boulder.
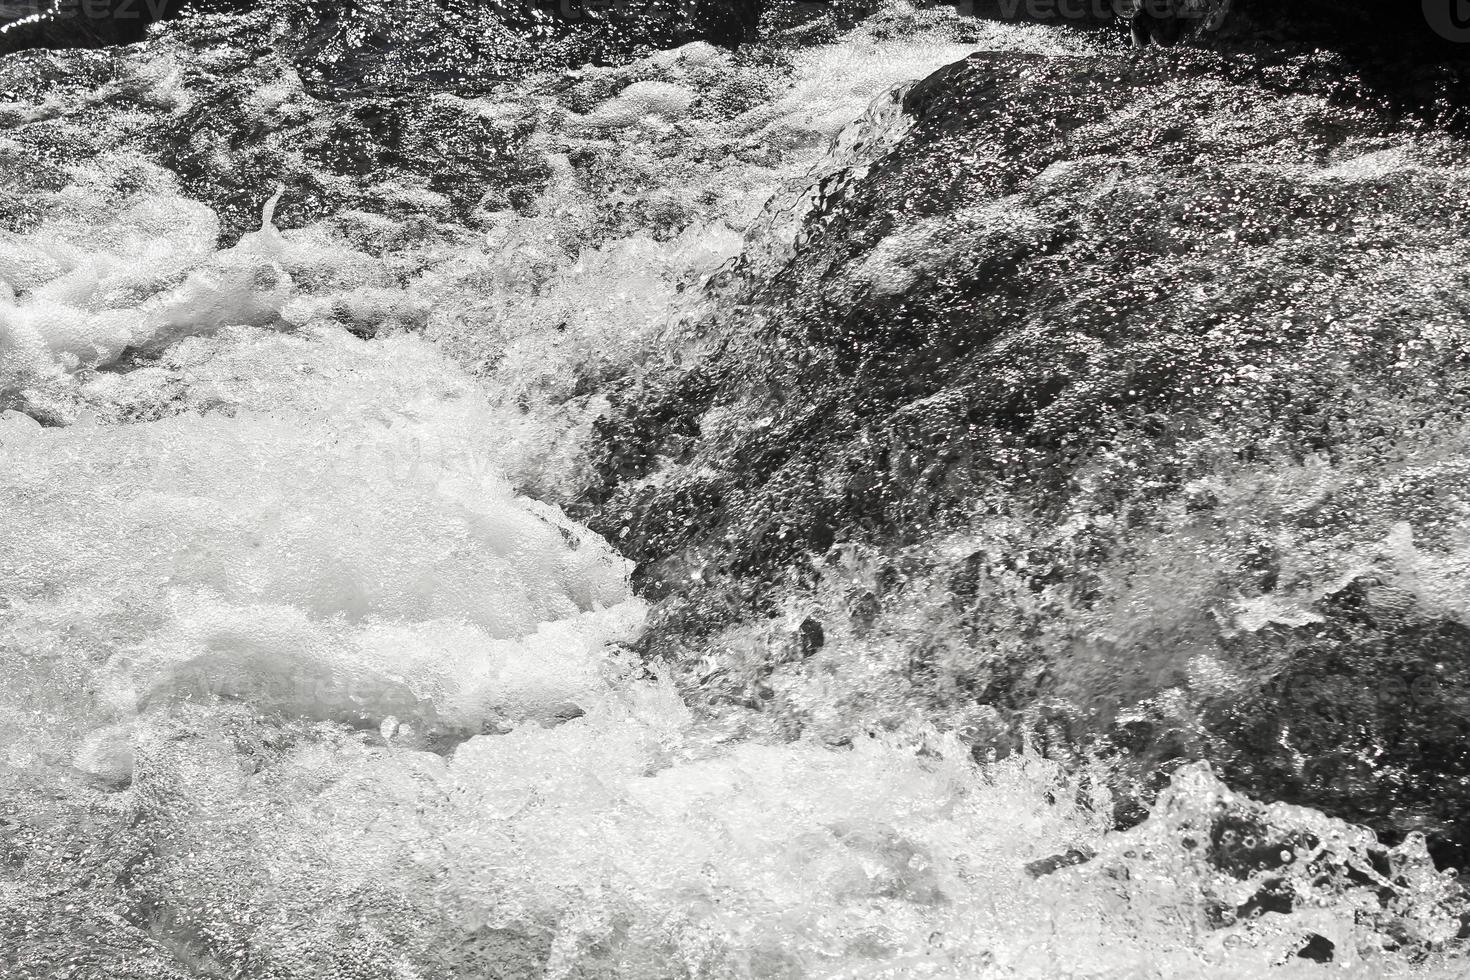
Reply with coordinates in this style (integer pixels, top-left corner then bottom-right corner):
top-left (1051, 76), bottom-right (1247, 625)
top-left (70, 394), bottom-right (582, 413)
top-left (585, 45), bottom-right (1470, 861)
top-left (953, 0), bottom-right (1470, 130)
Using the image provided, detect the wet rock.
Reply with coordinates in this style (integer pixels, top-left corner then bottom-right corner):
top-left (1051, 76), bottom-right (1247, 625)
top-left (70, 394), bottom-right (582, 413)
top-left (587, 38), bottom-right (1470, 860)
top-left (593, 43), bottom-right (1454, 604)
top-left (797, 616), bottom-right (824, 657)
top-left (1194, 0), bottom-right (1470, 131)
top-left (1200, 579), bottom-right (1470, 869)
top-left (1024, 845), bottom-right (1095, 878)
top-left (760, 0), bottom-right (883, 43)
top-left (1295, 933), bottom-right (1334, 962)
top-left (957, 0), bottom-right (1470, 131)
top-left (274, 0), bottom-right (765, 93)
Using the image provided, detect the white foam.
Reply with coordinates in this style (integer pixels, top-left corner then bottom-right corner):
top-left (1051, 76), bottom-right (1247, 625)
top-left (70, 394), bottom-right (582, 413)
top-left (1, 326), bottom-right (641, 764)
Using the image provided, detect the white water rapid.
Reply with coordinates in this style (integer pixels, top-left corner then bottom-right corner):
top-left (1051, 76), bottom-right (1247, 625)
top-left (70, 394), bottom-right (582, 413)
top-left (2, 4), bottom-right (1466, 977)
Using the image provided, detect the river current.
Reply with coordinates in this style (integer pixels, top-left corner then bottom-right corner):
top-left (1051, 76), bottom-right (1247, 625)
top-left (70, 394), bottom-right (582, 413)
top-left (1, 2), bottom-right (1467, 976)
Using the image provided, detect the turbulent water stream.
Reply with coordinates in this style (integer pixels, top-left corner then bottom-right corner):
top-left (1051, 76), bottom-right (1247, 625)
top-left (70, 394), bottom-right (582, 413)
top-left (2, 2), bottom-right (1469, 977)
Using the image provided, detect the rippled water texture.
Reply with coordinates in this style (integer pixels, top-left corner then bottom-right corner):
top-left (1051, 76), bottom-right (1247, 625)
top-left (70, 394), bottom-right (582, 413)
top-left (2, 2), bottom-right (1469, 976)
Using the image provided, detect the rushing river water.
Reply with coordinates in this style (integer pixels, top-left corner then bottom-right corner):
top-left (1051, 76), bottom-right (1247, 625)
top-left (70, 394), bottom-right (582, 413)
top-left (2, 2), bottom-right (1469, 976)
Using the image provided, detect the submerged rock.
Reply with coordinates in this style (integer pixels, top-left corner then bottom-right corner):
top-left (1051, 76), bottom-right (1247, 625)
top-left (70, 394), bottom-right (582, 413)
top-left (1024, 845), bottom-right (1095, 878)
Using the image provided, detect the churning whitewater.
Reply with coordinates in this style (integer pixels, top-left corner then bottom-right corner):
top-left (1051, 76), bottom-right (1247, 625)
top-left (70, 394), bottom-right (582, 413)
top-left (3, 1), bottom-right (1470, 977)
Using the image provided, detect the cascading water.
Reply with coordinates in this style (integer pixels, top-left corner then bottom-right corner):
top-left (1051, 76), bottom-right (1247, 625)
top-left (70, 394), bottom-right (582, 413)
top-left (3, 1), bottom-right (1469, 976)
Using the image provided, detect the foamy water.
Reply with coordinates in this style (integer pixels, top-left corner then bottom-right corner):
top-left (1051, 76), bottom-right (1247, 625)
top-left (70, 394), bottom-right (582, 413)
top-left (2, 4), bottom-right (1467, 976)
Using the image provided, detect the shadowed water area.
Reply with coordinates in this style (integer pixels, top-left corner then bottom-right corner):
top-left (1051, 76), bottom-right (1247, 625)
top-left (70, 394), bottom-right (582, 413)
top-left (4, 1), bottom-right (1470, 976)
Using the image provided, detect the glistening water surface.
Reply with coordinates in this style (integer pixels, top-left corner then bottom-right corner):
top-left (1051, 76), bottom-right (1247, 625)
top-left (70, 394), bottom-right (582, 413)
top-left (2, 2), bottom-right (1468, 976)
